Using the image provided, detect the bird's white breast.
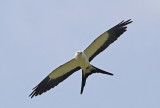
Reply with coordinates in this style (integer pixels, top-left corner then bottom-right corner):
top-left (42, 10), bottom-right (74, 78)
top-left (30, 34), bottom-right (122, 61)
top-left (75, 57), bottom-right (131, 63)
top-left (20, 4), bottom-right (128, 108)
top-left (75, 51), bottom-right (90, 70)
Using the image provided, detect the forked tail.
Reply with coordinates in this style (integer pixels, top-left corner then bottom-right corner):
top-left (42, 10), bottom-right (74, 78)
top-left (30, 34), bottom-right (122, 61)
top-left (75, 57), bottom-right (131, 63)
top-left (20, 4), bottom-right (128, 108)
top-left (80, 65), bottom-right (113, 94)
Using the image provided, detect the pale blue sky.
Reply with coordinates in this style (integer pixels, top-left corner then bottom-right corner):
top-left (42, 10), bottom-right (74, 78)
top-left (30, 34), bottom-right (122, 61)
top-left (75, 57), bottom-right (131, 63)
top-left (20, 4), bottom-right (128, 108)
top-left (0, 0), bottom-right (160, 108)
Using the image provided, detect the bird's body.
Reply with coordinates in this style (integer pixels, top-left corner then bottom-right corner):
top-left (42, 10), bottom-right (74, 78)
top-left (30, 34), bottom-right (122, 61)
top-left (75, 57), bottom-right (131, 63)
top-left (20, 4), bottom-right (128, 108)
top-left (74, 51), bottom-right (113, 93)
top-left (75, 51), bottom-right (90, 70)
top-left (29, 19), bottom-right (132, 98)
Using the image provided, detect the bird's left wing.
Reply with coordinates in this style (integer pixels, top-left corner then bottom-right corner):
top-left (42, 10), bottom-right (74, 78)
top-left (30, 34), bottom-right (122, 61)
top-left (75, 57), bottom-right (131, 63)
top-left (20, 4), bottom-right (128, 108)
top-left (84, 19), bottom-right (132, 61)
top-left (29, 58), bottom-right (80, 98)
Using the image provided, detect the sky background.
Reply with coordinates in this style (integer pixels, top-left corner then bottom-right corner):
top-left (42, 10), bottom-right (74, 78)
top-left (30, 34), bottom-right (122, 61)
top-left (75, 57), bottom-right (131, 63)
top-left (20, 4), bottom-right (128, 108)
top-left (0, 0), bottom-right (160, 108)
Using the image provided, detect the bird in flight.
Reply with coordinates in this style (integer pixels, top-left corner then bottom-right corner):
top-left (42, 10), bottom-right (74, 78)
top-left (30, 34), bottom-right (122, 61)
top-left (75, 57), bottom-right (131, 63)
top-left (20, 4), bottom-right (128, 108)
top-left (29, 19), bottom-right (132, 98)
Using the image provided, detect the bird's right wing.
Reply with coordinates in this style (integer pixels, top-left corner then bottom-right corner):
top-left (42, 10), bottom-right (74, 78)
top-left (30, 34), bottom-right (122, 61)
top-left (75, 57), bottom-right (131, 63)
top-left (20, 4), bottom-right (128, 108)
top-left (29, 58), bottom-right (80, 98)
top-left (84, 19), bottom-right (132, 61)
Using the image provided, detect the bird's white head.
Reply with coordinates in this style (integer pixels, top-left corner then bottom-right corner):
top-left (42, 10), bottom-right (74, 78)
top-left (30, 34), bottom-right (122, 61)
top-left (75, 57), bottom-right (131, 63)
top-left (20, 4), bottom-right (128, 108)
top-left (74, 51), bottom-right (82, 59)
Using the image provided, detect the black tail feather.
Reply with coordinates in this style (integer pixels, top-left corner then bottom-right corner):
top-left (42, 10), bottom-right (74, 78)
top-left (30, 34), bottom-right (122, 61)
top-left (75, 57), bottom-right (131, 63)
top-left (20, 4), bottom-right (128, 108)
top-left (80, 65), bottom-right (113, 94)
top-left (80, 70), bottom-right (87, 94)
top-left (92, 65), bottom-right (113, 76)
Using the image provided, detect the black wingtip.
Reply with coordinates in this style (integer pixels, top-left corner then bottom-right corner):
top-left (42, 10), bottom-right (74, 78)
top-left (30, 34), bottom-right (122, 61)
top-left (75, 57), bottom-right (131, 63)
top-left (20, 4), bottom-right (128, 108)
top-left (29, 76), bottom-right (51, 98)
top-left (123, 19), bottom-right (133, 25)
top-left (118, 19), bottom-right (133, 27)
top-left (29, 93), bottom-right (34, 98)
top-left (107, 19), bottom-right (133, 41)
top-left (29, 87), bottom-right (38, 98)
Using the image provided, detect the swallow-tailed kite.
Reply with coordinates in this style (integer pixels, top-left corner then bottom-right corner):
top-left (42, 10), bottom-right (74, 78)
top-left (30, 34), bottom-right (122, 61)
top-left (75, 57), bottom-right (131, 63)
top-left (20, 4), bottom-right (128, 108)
top-left (29, 19), bottom-right (132, 98)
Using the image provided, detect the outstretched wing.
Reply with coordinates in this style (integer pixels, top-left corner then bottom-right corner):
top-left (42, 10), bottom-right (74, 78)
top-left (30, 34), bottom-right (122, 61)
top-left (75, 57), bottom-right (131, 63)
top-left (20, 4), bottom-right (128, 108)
top-left (84, 19), bottom-right (132, 61)
top-left (29, 58), bottom-right (80, 98)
